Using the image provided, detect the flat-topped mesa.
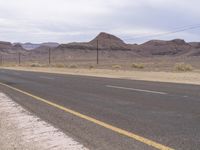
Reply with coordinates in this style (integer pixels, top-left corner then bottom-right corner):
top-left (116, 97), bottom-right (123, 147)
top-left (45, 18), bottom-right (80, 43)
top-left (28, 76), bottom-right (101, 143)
top-left (189, 42), bottom-right (200, 49)
top-left (0, 41), bottom-right (14, 53)
top-left (89, 32), bottom-right (130, 50)
top-left (169, 39), bottom-right (188, 45)
top-left (0, 41), bottom-right (27, 54)
top-left (142, 39), bottom-right (188, 46)
top-left (136, 39), bottom-right (192, 56)
top-left (0, 41), bottom-right (12, 49)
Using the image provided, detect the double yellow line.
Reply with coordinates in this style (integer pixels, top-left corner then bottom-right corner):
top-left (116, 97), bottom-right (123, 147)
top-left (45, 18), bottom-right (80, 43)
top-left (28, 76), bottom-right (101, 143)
top-left (0, 82), bottom-right (174, 150)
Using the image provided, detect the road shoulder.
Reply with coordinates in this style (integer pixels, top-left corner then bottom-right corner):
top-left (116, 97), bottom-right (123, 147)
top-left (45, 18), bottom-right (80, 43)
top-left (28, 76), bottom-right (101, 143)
top-left (0, 92), bottom-right (88, 150)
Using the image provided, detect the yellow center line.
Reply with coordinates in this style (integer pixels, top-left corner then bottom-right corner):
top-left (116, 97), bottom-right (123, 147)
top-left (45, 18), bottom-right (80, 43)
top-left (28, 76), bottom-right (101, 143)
top-left (0, 82), bottom-right (174, 150)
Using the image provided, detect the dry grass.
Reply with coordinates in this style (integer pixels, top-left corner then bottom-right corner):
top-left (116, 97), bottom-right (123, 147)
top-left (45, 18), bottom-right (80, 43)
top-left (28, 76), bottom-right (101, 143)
top-left (112, 65), bottom-right (121, 69)
top-left (2, 56), bottom-right (200, 85)
top-left (89, 65), bottom-right (95, 69)
top-left (54, 63), bottom-right (66, 68)
top-left (174, 63), bottom-right (193, 72)
top-left (131, 63), bottom-right (145, 69)
top-left (69, 64), bottom-right (78, 69)
top-left (30, 63), bottom-right (42, 67)
top-left (1, 56), bottom-right (200, 72)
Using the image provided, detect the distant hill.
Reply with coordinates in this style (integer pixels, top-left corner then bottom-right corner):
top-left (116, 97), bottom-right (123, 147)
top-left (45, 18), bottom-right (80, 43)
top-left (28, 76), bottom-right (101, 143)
top-left (0, 41), bottom-right (12, 49)
top-left (132, 39), bottom-right (192, 56)
top-left (189, 42), bottom-right (200, 49)
top-left (20, 43), bottom-right (40, 50)
top-left (1, 32), bottom-right (200, 58)
top-left (41, 42), bottom-right (59, 48)
top-left (54, 32), bottom-right (200, 57)
top-left (0, 41), bottom-right (26, 54)
top-left (57, 32), bottom-right (131, 51)
top-left (89, 32), bottom-right (131, 50)
top-left (21, 42), bottom-right (59, 50)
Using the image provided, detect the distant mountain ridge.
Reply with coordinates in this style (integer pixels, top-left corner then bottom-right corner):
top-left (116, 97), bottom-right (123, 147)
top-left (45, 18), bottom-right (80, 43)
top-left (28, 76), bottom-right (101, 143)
top-left (57, 32), bottom-right (131, 51)
top-left (1, 32), bottom-right (200, 57)
top-left (0, 41), bottom-right (26, 53)
top-left (134, 39), bottom-right (192, 56)
top-left (55, 32), bottom-right (200, 57)
top-left (20, 42), bottom-right (59, 50)
top-left (89, 32), bottom-right (130, 50)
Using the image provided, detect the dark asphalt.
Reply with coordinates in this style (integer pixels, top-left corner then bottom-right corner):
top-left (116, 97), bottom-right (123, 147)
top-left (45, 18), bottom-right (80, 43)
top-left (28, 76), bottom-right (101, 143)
top-left (0, 68), bottom-right (200, 150)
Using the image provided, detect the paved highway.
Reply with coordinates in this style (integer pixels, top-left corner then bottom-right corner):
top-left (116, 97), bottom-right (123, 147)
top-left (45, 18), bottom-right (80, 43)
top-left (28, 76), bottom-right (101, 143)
top-left (0, 68), bottom-right (200, 150)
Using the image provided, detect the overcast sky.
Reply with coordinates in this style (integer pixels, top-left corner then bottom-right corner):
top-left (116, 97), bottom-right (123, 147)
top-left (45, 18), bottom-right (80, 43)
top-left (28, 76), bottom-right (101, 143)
top-left (0, 0), bottom-right (200, 43)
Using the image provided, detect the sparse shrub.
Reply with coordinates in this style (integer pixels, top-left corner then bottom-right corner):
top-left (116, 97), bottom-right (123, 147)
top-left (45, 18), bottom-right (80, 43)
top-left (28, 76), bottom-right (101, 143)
top-left (30, 63), bottom-right (41, 67)
top-left (89, 65), bottom-right (95, 69)
top-left (131, 63), bottom-right (144, 69)
top-left (69, 64), bottom-right (78, 68)
top-left (174, 63), bottom-right (193, 72)
top-left (112, 65), bottom-right (121, 69)
top-left (55, 63), bottom-right (65, 68)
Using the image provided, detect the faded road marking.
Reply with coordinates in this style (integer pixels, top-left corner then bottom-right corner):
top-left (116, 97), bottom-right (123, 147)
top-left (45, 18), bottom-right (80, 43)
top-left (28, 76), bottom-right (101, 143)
top-left (106, 85), bottom-right (167, 95)
top-left (13, 72), bottom-right (21, 75)
top-left (39, 76), bottom-right (55, 80)
top-left (0, 82), bottom-right (174, 150)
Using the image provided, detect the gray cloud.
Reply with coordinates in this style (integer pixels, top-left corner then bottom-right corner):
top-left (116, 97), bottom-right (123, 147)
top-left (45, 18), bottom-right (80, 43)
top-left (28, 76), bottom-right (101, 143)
top-left (0, 0), bottom-right (199, 43)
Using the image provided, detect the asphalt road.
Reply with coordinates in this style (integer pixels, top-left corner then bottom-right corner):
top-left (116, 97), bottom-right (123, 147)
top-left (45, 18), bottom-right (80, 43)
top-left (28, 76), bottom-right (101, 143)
top-left (0, 68), bottom-right (200, 150)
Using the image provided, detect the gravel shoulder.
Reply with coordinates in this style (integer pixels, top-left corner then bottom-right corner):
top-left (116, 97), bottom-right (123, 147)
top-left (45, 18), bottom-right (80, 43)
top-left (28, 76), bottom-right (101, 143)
top-left (0, 92), bottom-right (88, 150)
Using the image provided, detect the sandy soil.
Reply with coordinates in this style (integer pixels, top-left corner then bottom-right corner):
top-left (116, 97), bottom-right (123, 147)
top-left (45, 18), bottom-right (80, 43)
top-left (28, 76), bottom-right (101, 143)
top-left (2, 66), bottom-right (200, 85)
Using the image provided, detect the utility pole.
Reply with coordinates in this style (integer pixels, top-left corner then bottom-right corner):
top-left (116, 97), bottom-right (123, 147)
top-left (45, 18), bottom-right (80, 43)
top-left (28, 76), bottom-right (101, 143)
top-left (0, 55), bottom-right (2, 66)
top-left (18, 52), bottom-right (21, 65)
top-left (97, 40), bottom-right (99, 64)
top-left (48, 48), bottom-right (51, 65)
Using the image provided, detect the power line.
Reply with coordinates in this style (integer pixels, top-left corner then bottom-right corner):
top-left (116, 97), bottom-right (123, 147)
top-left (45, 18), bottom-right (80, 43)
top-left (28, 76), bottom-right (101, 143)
top-left (96, 39), bottom-right (99, 64)
top-left (122, 23), bottom-right (200, 38)
top-left (122, 24), bottom-right (200, 41)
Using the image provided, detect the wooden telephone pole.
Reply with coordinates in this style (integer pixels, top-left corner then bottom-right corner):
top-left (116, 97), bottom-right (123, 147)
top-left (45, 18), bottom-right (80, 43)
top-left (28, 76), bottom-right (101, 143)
top-left (48, 48), bottom-right (51, 65)
top-left (0, 55), bottom-right (3, 66)
top-left (18, 52), bottom-right (21, 65)
top-left (97, 40), bottom-right (99, 64)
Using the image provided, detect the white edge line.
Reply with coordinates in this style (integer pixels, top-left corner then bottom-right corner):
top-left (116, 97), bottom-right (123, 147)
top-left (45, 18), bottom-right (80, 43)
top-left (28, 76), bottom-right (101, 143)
top-left (106, 85), bottom-right (167, 95)
top-left (39, 76), bottom-right (55, 80)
